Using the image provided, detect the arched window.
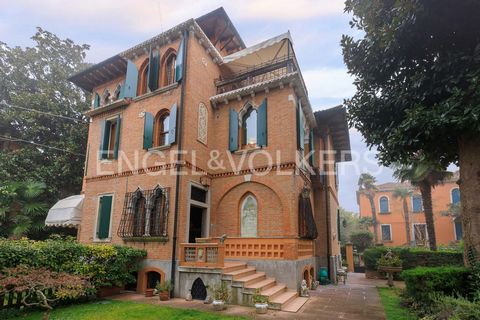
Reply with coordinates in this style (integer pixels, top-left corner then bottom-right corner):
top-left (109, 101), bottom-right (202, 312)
top-left (240, 194), bottom-right (257, 237)
top-left (149, 186), bottom-right (167, 237)
top-left (241, 106), bottom-right (257, 147)
top-left (379, 196), bottom-right (389, 213)
top-left (412, 195), bottom-right (423, 213)
top-left (133, 189), bottom-right (146, 237)
top-left (114, 84), bottom-right (122, 100)
top-left (154, 110), bottom-right (170, 147)
top-left (102, 89), bottom-right (111, 105)
top-left (451, 188), bottom-right (460, 205)
top-left (138, 58), bottom-right (149, 96)
top-left (162, 52), bottom-right (176, 86)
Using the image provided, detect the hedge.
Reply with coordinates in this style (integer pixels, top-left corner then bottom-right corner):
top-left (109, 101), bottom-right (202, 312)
top-left (402, 266), bottom-right (470, 304)
top-left (0, 239), bottom-right (146, 288)
top-left (363, 246), bottom-right (463, 271)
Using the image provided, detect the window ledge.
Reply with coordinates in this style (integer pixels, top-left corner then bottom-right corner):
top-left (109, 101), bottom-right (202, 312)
top-left (379, 212), bottom-right (391, 215)
top-left (85, 98), bottom-right (131, 117)
top-left (382, 240), bottom-right (393, 243)
top-left (148, 144), bottom-right (172, 152)
top-left (93, 238), bottom-right (112, 243)
top-left (133, 82), bottom-right (179, 102)
top-left (100, 159), bottom-right (114, 164)
top-left (121, 236), bottom-right (169, 243)
top-left (234, 146), bottom-right (262, 155)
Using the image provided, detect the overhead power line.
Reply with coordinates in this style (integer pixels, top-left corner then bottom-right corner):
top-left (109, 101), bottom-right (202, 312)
top-left (0, 135), bottom-right (85, 157)
top-left (0, 100), bottom-right (88, 123)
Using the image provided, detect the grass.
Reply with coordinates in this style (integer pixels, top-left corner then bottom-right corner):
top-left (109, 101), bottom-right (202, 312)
top-left (5, 300), bottom-right (249, 320)
top-left (378, 287), bottom-right (416, 320)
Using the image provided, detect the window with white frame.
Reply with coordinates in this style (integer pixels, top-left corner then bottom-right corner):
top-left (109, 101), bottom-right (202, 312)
top-left (381, 224), bottom-right (392, 241)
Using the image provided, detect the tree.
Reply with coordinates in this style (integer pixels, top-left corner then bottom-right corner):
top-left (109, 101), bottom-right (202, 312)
top-left (393, 160), bottom-right (452, 251)
top-left (0, 181), bottom-right (49, 238)
top-left (358, 173), bottom-right (379, 243)
top-left (0, 28), bottom-right (90, 207)
top-left (350, 231), bottom-right (373, 253)
top-left (392, 186), bottom-right (412, 246)
top-left (342, 0), bottom-right (480, 265)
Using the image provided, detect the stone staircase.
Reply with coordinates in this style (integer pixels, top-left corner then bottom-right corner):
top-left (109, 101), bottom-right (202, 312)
top-left (221, 262), bottom-right (308, 313)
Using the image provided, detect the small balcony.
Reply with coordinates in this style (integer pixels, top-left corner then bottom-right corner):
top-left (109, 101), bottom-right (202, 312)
top-left (179, 237), bottom-right (313, 268)
top-left (215, 55), bottom-right (299, 95)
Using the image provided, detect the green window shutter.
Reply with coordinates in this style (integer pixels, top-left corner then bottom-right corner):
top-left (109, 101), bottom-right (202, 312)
top-left (229, 108), bottom-right (239, 152)
top-left (123, 60), bottom-right (138, 98)
top-left (93, 93), bottom-right (100, 109)
top-left (309, 130), bottom-right (315, 166)
top-left (97, 195), bottom-right (113, 239)
top-left (99, 120), bottom-right (110, 160)
top-left (113, 115), bottom-right (121, 160)
top-left (297, 101), bottom-right (304, 151)
top-left (148, 50), bottom-right (160, 91)
top-left (257, 98), bottom-right (268, 147)
top-left (175, 36), bottom-right (185, 82)
top-left (143, 112), bottom-right (154, 149)
top-left (168, 104), bottom-right (177, 145)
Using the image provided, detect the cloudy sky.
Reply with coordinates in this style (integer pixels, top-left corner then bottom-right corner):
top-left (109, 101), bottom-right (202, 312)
top-left (0, 0), bottom-right (396, 212)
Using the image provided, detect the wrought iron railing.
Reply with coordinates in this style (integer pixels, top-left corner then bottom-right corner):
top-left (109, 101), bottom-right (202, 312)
top-left (117, 186), bottom-right (169, 240)
top-left (215, 55), bottom-right (297, 94)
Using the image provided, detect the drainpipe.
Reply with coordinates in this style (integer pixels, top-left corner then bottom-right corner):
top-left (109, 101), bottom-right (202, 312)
top-left (170, 29), bottom-right (188, 297)
top-left (322, 133), bottom-right (332, 281)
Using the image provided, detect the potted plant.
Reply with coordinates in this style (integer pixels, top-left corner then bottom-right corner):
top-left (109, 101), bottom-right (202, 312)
top-left (377, 250), bottom-right (403, 287)
top-left (212, 282), bottom-right (230, 311)
top-left (145, 288), bottom-right (154, 297)
top-left (252, 289), bottom-right (269, 314)
top-left (156, 280), bottom-right (172, 301)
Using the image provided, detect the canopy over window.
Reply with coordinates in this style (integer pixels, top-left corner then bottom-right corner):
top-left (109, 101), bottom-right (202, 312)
top-left (45, 195), bottom-right (84, 227)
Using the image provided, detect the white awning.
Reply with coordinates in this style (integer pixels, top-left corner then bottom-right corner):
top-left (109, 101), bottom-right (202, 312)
top-left (222, 32), bottom-right (292, 72)
top-left (45, 195), bottom-right (84, 227)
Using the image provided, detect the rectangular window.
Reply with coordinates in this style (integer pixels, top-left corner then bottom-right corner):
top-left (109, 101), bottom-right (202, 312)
top-left (97, 195), bottom-right (113, 240)
top-left (381, 224), bottom-right (392, 241)
top-left (191, 186), bottom-right (207, 203)
top-left (412, 195), bottom-right (423, 213)
top-left (100, 115), bottom-right (121, 160)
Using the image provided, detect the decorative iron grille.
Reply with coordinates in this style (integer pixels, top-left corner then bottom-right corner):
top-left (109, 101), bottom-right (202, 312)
top-left (298, 190), bottom-right (318, 239)
top-left (117, 186), bottom-right (169, 239)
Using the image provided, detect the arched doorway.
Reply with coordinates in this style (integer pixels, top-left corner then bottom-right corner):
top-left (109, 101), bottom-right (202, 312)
top-left (191, 278), bottom-right (207, 300)
top-left (146, 271), bottom-right (161, 289)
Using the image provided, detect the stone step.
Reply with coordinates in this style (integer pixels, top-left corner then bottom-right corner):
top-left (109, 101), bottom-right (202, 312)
top-left (260, 284), bottom-right (287, 299)
top-left (269, 290), bottom-right (298, 310)
top-left (281, 296), bottom-right (309, 313)
top-left (244, 278), bottom-right (276, 292)
top-left (224, 267), bottom-right (256, 280)
top-left (222, 262), bottom-right (247, 274)
top-left (235, 272), bottom-right (266, 286)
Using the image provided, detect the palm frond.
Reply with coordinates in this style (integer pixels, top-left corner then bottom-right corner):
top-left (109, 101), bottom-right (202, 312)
top-left (21, 181), bottom-right (47, 199)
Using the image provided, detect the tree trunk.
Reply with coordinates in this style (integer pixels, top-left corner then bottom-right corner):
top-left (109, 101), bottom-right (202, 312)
top-left (402, 199), bottom-right (411, 246)
top-left (458, 135), bottom-right (480, 266)
top-left (368, 196), bottom-right (378, 243)
top-left (418, 181), bottom-right (437, 251)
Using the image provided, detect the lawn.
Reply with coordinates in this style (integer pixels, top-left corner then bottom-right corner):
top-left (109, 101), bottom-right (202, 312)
top-left (6, 300), bottom-right (248, 320)
top-left (377, 287), bottom-right (416, 320)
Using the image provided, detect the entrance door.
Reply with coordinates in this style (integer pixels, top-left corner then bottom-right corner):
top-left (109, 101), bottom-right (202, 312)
top-left (189, 205), bottom-right (205, 243)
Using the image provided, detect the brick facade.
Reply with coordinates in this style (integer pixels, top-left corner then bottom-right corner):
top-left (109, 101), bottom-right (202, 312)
top-left (70, 8), bottom-right (350, 295)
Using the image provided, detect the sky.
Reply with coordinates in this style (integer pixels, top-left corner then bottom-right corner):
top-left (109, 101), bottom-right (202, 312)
top-left (0, 0), bottom-right (398, 212)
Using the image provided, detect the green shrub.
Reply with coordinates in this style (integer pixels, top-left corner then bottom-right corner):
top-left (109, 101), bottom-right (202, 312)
top-left (350, 230), bottom-right (373, 252)
top-left (363, 246), bottom-right (463, 271)
top-left (0, 239), bottom-right (146, 288)
top-left (423, 293), bottom-right (480, 320)
top-left (402, 266), bottom-right (470, 304)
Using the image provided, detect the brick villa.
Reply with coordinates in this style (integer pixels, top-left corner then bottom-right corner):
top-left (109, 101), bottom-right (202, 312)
top-left (64, 8), bottom-right (351, 311)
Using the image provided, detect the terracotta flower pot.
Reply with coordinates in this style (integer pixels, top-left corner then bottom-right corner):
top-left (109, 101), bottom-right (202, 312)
top-left (145, 288), bottom-right (154, 297)
top-left (159, 291), bottom-right (170, 301)
top-left (378, 266), bottom-right (402, 273)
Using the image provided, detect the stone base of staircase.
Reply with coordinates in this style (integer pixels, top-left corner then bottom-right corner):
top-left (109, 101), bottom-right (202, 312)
top-left (221, 262), bottom-right (308, 313)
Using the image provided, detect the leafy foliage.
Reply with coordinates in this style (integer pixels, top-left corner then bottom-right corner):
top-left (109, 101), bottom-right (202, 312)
top-left (212, 282), bottom-right (230, 302)
top-left (0, 181), bottom-right (49, 238)
top-left (0, 266), bottom-right (92, 311)
top-left (156, 280), bottom-right (171, 293)
top-left (0, 239), bottom-right (146, 289)
top-left (424, 293), bottom-right (480, 320)
top-left (0, 28), bottom-right (90, 213)
top-left (357, 173), bottom-right (379, 242)
top-left (363, 247), bottom-right (463, 271)
top-left (350, 230), bottom-right (373, 253)
top-left (401, 266), bottom-right (470, 307)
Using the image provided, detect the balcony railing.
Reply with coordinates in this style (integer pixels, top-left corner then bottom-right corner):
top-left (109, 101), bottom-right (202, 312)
top-left (179, 243), bottom-right (225, 268)
top-left (215, 55), bottom-right (297, 94)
